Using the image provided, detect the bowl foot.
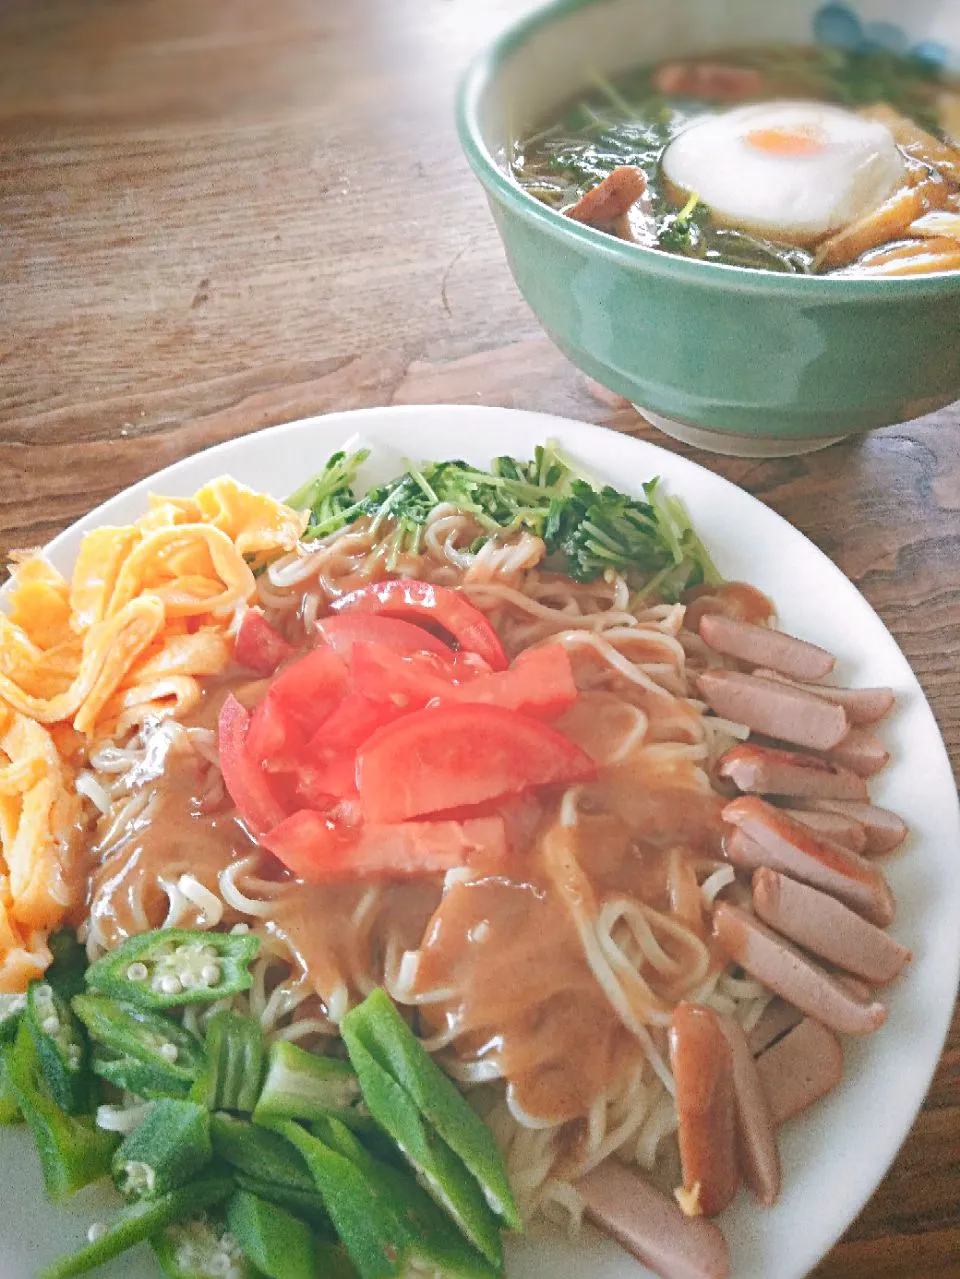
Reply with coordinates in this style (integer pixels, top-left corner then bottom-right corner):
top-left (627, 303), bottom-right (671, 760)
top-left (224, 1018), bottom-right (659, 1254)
top-left (634, 407), bottom-right (846, 458)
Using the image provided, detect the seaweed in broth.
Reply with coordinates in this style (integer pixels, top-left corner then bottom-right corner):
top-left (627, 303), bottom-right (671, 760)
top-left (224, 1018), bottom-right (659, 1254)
top-left (512, 43), bottom-right (960, 276)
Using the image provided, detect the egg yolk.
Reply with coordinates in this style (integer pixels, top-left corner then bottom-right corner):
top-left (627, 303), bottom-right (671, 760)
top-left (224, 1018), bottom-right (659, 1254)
top-left (745, 125), bottom-right (826, 157)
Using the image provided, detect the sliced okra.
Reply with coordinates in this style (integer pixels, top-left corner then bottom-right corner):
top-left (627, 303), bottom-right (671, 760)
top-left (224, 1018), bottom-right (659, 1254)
top-left (153, 1216), bottom-right (259, 1279)
top-left (0, 991), bottom-right (27, 1045)
top-left (279, 1117), bottom-right (499, 1279)
top-left (226, 1190), bottom-right (317, 1279)
top-left (191, 1011), bottom-right (264, 1113)
top-left (342, 990), bottom-right (520, 1230)
top-left (46, 930), bottom-right (89, 1000)
top-left (26, 981), bottom-right (90, 1115)
top-left (37, 1172), bottom-right (234, 1279)
top-left (4, 1021), bottom-right (117, 1202)
top-left (333, 1031), bottom-right (503, 1268)
top-left (0, 1050), bottom-right (22, 1124)
top-left (252, 1040), bottom-right (360, 1125)
top-left (73, 994), bottom-right (203, 1099)
top-left (112, 1098), bottom-right (211, 1199)
top-left (85, 928), bottom-right (260, 1011)
top-left (211, 1112), bottom-right (333, 1234)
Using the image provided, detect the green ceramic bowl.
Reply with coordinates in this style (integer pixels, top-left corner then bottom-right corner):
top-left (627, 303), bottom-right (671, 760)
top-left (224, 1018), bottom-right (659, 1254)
top-left (457, 0), bottom-right (960, 456)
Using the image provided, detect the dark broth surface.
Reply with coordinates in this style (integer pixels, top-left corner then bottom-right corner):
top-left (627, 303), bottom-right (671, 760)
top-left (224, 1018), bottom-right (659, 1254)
top-left (512, 43), bottom-right (960, 274)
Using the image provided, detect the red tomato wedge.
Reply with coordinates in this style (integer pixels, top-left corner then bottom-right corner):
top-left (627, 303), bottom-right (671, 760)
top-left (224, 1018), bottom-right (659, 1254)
top-left (357, 703), bottom-right (597, 823)
top-left (234, 609), bottom-right (295, 676)
top-left (247, 691), bottom-right (305, 768)
top-left (440, 645), bottom-right (578, 719)
top-left (296, 755), bottom-right (358, 806)
top-left (265, 647), bottom-right (349, 734)
top-left (218, 694), bottom-right (289, 834)
top-left (305, 691), bottom-right (406, 758)
top-left (350, 644), bottom-right (460, 712)
top-left (331, 580), bottom-right (508, 671)
top-left (261, 809), bottom-right (507, 881)
top-left (316, 613), bottom-right (453, 660)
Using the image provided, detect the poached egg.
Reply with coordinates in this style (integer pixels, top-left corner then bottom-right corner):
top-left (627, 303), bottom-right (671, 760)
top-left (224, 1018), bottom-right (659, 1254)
top-left (661, 102), bottom-right (905, 245)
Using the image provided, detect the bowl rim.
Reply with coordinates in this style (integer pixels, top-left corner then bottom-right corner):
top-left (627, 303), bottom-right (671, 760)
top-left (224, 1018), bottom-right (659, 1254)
top-left (455, 0), bottom-right (960, 294)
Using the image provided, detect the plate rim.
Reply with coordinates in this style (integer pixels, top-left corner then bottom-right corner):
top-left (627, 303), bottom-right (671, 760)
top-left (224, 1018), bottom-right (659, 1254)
top-left (4, 402), bottom-right (959, 1279)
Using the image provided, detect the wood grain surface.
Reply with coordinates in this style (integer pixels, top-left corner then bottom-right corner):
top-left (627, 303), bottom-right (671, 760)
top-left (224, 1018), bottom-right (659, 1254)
top-left (2, 1), bottom-right (958, 1274)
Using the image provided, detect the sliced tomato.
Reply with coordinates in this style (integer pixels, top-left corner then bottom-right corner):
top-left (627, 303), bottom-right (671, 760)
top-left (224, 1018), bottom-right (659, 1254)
top-left (316, 613), bottom-right (453, 660)
top-left (246, 691), bottom-right (306, 768)
top-left (439, 644), bottom-right (578, 720)
top-left (234, 609), bottom-right (296, 676)
top-left (261, 809), bottom-right (507, 882)
top-left (266, 646), bottom-right (350, 735)
top-left (331, 579), bottom-right (508, 671)
top-left (357, 703), bottom-right (597, 823)
top-left (350, 643), bottom-right (460, 712)
top-left (218, 693), bottom-right (289, 834)
top-left (296, 754), bottom-right (358, 806)
top-left (304, 690), bottom-right (406, 758)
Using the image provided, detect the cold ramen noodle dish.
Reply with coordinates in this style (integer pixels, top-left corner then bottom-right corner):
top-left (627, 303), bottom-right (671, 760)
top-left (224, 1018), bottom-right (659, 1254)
top-left (0, 444), bottom-right (911, 1279)
top-left (512, 43), bottom-right (960, 275)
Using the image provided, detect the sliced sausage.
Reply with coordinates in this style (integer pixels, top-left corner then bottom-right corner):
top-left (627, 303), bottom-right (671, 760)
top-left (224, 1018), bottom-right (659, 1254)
top-left (824, 727), bottom-right (890, 778)
top-left (747, 998), bottom-right (803, 1056)
top-left (789, 799), bottom-right (908, 854)
top-left (755, 1018), bottom-right (844, 1126)
top-left (698, 614), bottom-right (835, 682)
top-left (712, 902), bottom-right (888, 1036)
top-left (697, 670), bottom-right (849, 751)
top-left (783, 807), bottom-right (868, 853)
top-left (752, 869), bottom-right (911, 985)
top-left (722, 798), bottom-right (895, 927)
top-left (716, 1015), bottom-right (781, 1206)
top-left (566, 166), bottom-right (647, 228)
top-left (669, 1003), bottom-right (740, 1217)
top-left (718, 743), bottom-right (869, 801)
top-left (751, 670), bottom-right (895, 726)
top-left (577, 1159), bottom-right (730, 1279)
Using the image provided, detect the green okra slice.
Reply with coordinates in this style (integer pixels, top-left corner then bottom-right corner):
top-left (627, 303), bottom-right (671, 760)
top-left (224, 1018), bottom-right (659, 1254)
top-left (73, 993), bottom-right (203, 1098)
top-left (280, 1118), bottom-right (500, 1279)
top-left (210, 1113), bottom-right (333, 1233)
top-left (0, 1050), bottom-right (22, 1124)
top-left (37, 1173), bottom-right (234, 1278)
top-left (112, 1099), bottom-right (212, 1199)
top-left (0, 991), bottom-right (27, 1045)
top-left (191, 1011), bottom-right (264, 1113)
top-left (153, 1216), bottom-right (262, 1278)
top-left (252, 1040), bottom-right (360, 1125)
top-left (226, 1190), bottom-right (317, 1279)
top-left (338, 1030), bottom-right (502, 1267)
top-left (342, 990), bottom-right (520, 1230)
top-left (4, 1020), bottom-right (117, 1201)
top-left (27, 980), bottom-right (91, 1115)
top-left (85, 928), bottom-right (260, 1010)
top-left (45, 930), bottom-right (89, 1000)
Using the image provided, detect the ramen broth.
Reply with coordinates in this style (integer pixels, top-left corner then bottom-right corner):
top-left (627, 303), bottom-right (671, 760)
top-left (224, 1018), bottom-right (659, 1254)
top-left (512, 43), bottom-right (960, 275)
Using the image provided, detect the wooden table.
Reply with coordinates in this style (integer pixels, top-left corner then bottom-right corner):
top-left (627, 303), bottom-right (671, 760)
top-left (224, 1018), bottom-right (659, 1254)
top-left (2, 1), bottom-right (958, 1273)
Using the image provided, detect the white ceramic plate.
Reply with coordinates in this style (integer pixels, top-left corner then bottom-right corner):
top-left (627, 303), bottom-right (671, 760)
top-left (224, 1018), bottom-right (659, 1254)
top-left (3, 405), bottom-right (958, 1279)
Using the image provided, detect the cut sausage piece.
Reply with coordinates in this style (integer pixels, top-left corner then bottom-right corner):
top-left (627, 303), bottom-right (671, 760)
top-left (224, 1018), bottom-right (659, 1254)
top-left (718, 743), bottom-right (869, 801)
top-left (824, 727), bottom-right (890, 778)
top-left (698, 614), bottom-right (835, 682)
top-left (670, 1003), bottom-right (740, 1217)
top-left (747, 998), bottom-right (803, 1056)
top-left (577, 1159), bottom-right (730, 1279)
top-left (752, 670), bottom-right (895, 726)
top-left (790, 799), bottom-right (908, 854)
top-left (697, 670), bottom-right (849, 751)
top-left (712, 902), bottom-right (888, 1036)
top-left (752, 869), bottom-right (911, 985)
top-left (722, 797), bottom-right (895, 927)
top-left (566, 166), bottom-right (647, 228)
top-left (784, 807), bottom-right (867, 853)
top-left (756, 1018), bottom-right (844, 1126)
top-left (716, 1015), bottom-right (781, 1206)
